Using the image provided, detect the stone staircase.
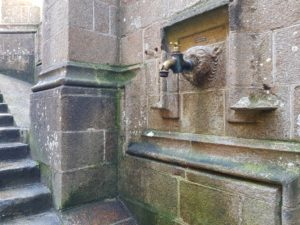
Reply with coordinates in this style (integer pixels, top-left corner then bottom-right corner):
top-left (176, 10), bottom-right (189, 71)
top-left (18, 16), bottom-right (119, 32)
top-left (0, 93), bottom-right (61, 224)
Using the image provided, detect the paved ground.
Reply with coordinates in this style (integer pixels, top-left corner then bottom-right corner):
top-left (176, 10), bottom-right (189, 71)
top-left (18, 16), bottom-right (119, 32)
top-left (0, 73), bottom-right (31, 128)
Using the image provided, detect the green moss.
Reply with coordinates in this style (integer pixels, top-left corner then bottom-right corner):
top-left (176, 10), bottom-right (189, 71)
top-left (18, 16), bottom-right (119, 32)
top-left (95, 70), bottom-right (137, 87)
top-left (61, 178), bottom-right (116, 209)
top-left (122, 197), bottom-right (177, 225)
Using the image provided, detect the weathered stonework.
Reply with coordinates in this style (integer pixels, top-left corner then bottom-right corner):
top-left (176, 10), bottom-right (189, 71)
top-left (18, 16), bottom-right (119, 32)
top-left (30, 86), bottom-right (119, 209)
top-left (2, 0), bottom-right (298, 224)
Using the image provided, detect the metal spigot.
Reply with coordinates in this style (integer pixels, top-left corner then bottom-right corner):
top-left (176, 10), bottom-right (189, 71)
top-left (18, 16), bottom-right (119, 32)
top-left (159, 42), bottom-right (193, 78)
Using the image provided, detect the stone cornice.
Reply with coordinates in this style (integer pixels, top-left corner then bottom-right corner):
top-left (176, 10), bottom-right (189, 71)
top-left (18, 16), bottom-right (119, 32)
top-left (32, 61), bottom-right (142, 92)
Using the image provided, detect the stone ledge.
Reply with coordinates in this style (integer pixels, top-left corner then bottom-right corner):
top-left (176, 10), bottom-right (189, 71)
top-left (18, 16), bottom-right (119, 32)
top-left (164, 0), bottom-right (229, 28)
top-left (127, 141), bottom-right (300, 209)
top-left (142, 130), bottom-right (300, 154)
top-left (32, 61), bottom-right (142, 92)
top-left (0, 24), bottom-right (38, 33)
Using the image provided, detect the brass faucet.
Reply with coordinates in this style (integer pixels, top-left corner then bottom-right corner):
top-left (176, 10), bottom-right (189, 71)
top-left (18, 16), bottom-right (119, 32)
top-left (159, 42), bottom-right (193, 77)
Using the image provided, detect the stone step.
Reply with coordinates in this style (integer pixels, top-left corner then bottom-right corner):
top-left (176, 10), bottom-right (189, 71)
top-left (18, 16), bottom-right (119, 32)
top-left (0, 104), bottom-right (8, 113)
top-left (3, 211), bottom-right (62, 225)
top-left (0, 143), bottom-right (28, 161)
top-left (0, 159), bottom-right (40, 189)
top-left (0, 114), bottom-right (14, 127)
top-left (0, 183), bottom-right (52, 221)
top-left (0, 127), bottom-right (20, 143)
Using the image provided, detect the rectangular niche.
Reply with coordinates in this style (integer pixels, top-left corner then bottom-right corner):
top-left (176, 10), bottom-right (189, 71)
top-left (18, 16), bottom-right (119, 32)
top-left (165, 6), bottom-right (229, 51)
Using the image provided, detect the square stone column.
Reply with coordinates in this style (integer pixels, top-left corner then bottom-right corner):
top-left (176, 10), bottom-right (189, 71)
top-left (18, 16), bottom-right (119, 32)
top-left (30, 0), bottom-right (123, 209)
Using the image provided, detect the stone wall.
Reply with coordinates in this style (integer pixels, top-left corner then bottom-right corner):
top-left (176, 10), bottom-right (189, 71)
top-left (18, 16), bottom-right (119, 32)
top-left (120, 0), bottom-right (300, 142)
top-left (0, 0), bottom-right (41, 83)
top-left (0, 0), bottom-right (41, 24)
top-left (42, 0), bottom-right (118, 71)
top-left (31, 0), bottom-right (121, 210)
top-left (28, 0), bottom-right (300, 223)
top-left (119, 0), bottom-right (300, 224)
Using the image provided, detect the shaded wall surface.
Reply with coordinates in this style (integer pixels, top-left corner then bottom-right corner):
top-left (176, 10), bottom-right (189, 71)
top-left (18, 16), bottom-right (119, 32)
top-left (0, 0), bottom-right (41, 83)
top-left (119, 0), bottom-right (300, 225)
top-left (30, 0), bottom-right (120, 210)
top-left (25, 0), bottom-right (300, 224)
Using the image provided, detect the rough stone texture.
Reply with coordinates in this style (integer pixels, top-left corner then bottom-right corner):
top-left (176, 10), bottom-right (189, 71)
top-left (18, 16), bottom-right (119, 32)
top-left (274, 24), bottom-right (300, 85)
top-left (293, 86), bottom-right (300, 140)
top-left (120, 156), bottom-right (179, 216)
top-left (69, 0), bottom-right (94, 30)
top-left (180, 181), bottom-right (240, 225)
top-left (94, 0), bottom-right (110, 33)
top-left (54, 164), bottom-right (117, 209)
top-left (60, 200), bottom-right (136, 225)
top-left (31, 86), bottom-right (118, 209)
top-left (227, 31), bottom-right (273, 87)
top-left (229, 0), bottom-right (300, 32)
top-left (0, 0), bottom-right (41, 24)
top-left (120, 155), bottom-right (281, 225)
top-left (0, 33), bottom-right (35, 83)
top-left (181, 90), bottom-right (225, 135)
top-left (23, 0), bottom-right (300, 225)
top-left (69, 26), bottom-right (118, 65)
top-left (225, 87), bottom-right (291, 140)
top-left (123, 69), bottom-right (148, 141)
top-left (120, 30), bottom-right (143, 65)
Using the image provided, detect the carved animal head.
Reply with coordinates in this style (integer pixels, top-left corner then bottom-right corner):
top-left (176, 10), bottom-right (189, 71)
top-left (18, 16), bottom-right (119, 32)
top-left (182, 45), bottom-right (222, 86)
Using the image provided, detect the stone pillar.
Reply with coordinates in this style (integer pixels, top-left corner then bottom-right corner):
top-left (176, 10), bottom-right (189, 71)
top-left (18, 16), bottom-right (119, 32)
top-left (30, 0), bottom-right (122, 209)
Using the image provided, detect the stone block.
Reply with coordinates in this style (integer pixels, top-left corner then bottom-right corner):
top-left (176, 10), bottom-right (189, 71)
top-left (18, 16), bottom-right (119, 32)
top-left (59, 130), bottom-right (105, 170)
top-left (186, 170), bottom-right (281, 205)
top-left (94, 0), bottom-right (110, 33)
top-left (227, 31), bottom-right (273, 88)
top-left (143, 22), bottom-right (162, 60)
top-left (1, 6), bottom-right (22, 23)
top-left (43, 0), bottom-right (68, 42)
top-left (103, 0), bottom-right (118, 6)
top-left (225, 86), bottom-right (291, 140)
top-left (180, 181), bottom-right (240, 225)
top-left (120, 30), bottom-right (143, 64)
top-left (53, 164), bottom-right (117, 209)
top-left (229, 0), bottom-right (300, 32)
top-left (42, 28), bottom-right (68, 69)
top-left (145, 59), bottom-right (160, 97)
top-left (148, 96), bottom-right (180, 132)
top-left (274, 24), bottom-right (300, 85)
top-left (124, 70), bottom-right (148, 141)
top-left (109, 6), bottom-right (118, 36)
top-left (69, 0), bottom-right (93, 30)
top-left (28, 6), bottom-right (40, 24)
top-left (30, 89), bottom-right (61, 167)
top-left (60, 94), bottom-right (117, 131)
top-left (242, 197), bottom-right (280, 225)
top-left (282, 205), bottom-right (300, 225)
top-left (68, 26), bottom-right (118, 64)
top-left (119, 1), bottom-right (141, 35)
top-left (139, 0), bottom-right (168, 29)
top-left (168, 0), bottom-right (200, 17)
top-left (181, 90), bottom-right (225, 135)
top-left (0, 33), bottom-right (35, 83)
top-left (293, 86), bottom-right (300, 140)
top-left (105, 130), bottom-right (118, 163)
top-left (120, 157), bottom-right (178, 216)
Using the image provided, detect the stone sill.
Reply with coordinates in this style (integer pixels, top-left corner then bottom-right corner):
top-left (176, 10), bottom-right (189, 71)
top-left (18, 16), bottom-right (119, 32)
top-left (142, 130), bottom-right (300, 154)
top-left (0, 24), bottom-right (38, 33)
